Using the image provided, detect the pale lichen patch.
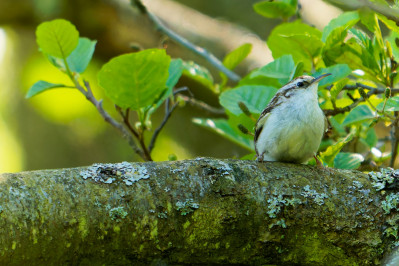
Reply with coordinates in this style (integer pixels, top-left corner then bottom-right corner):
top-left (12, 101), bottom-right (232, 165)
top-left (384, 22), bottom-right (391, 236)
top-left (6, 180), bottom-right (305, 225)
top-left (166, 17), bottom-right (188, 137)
top-left (369, 168), bottom-right (398, 191)
top-left (80, 162), bottom-right (149, 185)
top-left (301, 185), bottom-right (328, 206)
top-left (109, 206), bottom-right (128, 222)
top-left (176, 199), bottom-right (199, 215)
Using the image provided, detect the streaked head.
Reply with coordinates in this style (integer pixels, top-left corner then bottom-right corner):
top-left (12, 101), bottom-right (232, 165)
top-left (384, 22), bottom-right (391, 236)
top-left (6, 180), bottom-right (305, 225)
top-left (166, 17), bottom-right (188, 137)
top-left (278, 74), bottom-right (331, 96)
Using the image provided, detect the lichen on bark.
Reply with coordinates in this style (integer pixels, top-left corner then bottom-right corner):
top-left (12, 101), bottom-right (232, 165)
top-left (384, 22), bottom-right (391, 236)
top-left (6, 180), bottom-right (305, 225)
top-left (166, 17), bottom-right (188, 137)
top-left (0, 158), bottom-right (396, 265)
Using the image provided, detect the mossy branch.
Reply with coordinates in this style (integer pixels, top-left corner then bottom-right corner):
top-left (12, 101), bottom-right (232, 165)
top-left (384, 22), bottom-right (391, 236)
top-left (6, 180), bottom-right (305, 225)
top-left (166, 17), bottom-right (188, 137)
top-left (0, 158), bottom-right (396, 264)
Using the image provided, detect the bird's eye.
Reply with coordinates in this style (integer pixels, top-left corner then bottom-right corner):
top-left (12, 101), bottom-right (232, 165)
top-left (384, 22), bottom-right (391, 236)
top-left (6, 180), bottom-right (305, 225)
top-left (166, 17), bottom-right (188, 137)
top-left (297, 81), bottom-right (304, 87)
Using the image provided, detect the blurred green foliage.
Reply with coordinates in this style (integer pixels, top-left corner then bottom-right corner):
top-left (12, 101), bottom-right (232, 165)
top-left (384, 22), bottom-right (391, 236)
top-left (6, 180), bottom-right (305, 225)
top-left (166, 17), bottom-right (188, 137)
top-left (3, 0), bottom-right (399, 171)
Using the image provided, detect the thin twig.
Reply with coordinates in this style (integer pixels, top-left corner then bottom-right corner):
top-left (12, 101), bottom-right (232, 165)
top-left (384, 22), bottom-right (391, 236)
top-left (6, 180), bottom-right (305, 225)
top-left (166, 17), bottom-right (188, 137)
top-left (390, 113), bottom-right (399, 167)
top-left (116, 106), bottom-right (140, 139)
top-left (149, 98), bottom-right (179, 152)
top-left (323, 83), bottom-right (398, 116)
top-left (131, 0), bottom-right (241, 82)
top-left (115, 105), bottom-right (153, 161)
top-left (333, 83), bottom-right (399, 94)
top-left (324, 99), bottom-right (363, 116)
top-left (81, 81), bottom-right (145, 159)
top-left (179, 95), bottom-right (226, 115)
top-left (173, 87), bottom-right (193, 97)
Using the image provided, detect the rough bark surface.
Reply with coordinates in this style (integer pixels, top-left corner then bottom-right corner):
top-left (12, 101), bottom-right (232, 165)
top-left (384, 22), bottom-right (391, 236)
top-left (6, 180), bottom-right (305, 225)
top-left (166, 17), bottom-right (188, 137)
top-left (0, 158), bottom-right (395, 265)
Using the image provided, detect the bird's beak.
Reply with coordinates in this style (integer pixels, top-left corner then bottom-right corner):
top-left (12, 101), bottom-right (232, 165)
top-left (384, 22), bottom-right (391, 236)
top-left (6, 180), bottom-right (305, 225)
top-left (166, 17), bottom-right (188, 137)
top-left (312, 73), bottom-right (331, 84)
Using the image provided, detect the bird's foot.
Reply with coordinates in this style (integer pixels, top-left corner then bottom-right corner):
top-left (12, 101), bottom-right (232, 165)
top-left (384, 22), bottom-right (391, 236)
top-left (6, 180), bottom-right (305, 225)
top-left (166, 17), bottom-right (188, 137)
top-left (314, 155), bottom-right (324, 168)
top-left (257, 152), bottom-right (265, 163)
top-left (314, 155), bottom-right (335, 174)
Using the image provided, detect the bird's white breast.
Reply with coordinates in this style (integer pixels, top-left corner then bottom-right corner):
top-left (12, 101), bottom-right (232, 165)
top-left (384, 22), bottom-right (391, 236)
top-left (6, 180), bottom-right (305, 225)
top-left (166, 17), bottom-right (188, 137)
top-left (256, 88), bottom-right (325, 163)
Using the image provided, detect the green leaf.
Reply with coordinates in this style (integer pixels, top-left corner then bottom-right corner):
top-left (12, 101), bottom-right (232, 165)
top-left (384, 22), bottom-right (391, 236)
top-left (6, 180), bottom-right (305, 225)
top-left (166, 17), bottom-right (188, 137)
top-left (363, 127), bottom-right (378, 148)
top-left (26, 80), bottom-right (69, 98)
top-left (349, 29), bottom-right (381, 73)
top-left (182, 61), bottom-right (214, 91)
top-left (238, 75), bottom-right (281, 88)
top-left (223, 43), bottom-right (252, 70)
top-left (377, 96), bottom-right (399, 111)
top-left (313, 64), bottom-right (352, 86)
top-left (227, 112), bottom-right (255, 140)
top-left (97, 49), bottom-right (171, 110)
top-left (342, 105), bottom-right (375, 126)
top-left (322, 27), bottom-right (350, 66)
top-left (322, 11), bottom-right (359, 42)
top-left (253, 0), bottom-right (297, 19)
top-left (219, 85), bottom-right (278, 115)
top-left (359, 9), bottom-right (383, 46)
top-left (150, 58), bottom-right (184, 114)
top-left (321, 12), bottom-right (360, 67)
top-left (333, 152), bottom-right (364, 169)
top-left (319, 130), bottom-right (355, 166)
top-left (282, 34), bottom-right (324, 57)
top-left (67, 37), bottom-right (97, 73)
top-left (267, 21), bottom-right (322, 71)
top-left (166, 59), bottom-right (184, 90)
top-left (377, 13), bottom-right (399, 33)
top-left (36, 19), bottom-right (79, 58)
top-left (329, 116), bottom-right (347, 137)
top-left (192, 118), bottom-right (253, 150)
top-left (330, 78), bottom-right (349, 102)
top-left (386, 31), bottom-right (399, 60)
top-left (241, 153), bottom-right (256, 160)
top-left (250, 54), bottom-right (295, 84)
top-left (290, 62), bottom-right (304, 80)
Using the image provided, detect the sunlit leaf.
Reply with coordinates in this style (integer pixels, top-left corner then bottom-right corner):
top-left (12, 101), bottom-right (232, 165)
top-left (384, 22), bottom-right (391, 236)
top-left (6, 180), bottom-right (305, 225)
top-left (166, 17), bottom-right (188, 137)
top-left (182, 61), bottom-right (214, 91)
top-left (267, 21), bottom-right (322, 70)
top-left (363, 127), bottom-right (378, 148)
top-left (219, 85), bottom-right (278, 115)
top-left (97, 49), bottom-right (171, 110)
top-left (223, 43), bottom-right (252, 70)
top-left (150, 58), bottom-right (184, 114)
top-left (165, 59), bottom-right (183, 90)
top-left (349, 29), bottom-right (381, 72)
top-left (36, 19), bottom-right (79, 58)
top-left (329, 116), bottom-right (347, 137)
top-left (322, 11), bottom-right (359, 42)
top-left (227, 112), bottom-right (255, 140)
top-left (282, 34), bottom-right (323, 57)
top-left (250, 54), bottom-right (295, 85)
top-left (67, 37), bottom-right (97, 73)
top-left (322, 13), bottom-right (360, 67)
top-left (238, 75), bottom-right (281, 88)
top-left (253, 0), bottom-right (297, 19)
top-left (313, 64), bottom-right (352, 86)
top-left (192, 118), bottom-right (253, 150)
top-left (386, 31), bottom-right (399, 60)
top-left (319, 130), bottom-right (355, 166)
top-left (241, 153), bottom-right (256, 160)
top-left (26, 80), bottom-right (69, 98)
top-left (330, 78), bottom-right (349, 102)
top-left (290, 62), bottom-right (304, 80)
top-left (342, 105), bottom-right (375, 126)
top-left (333, 152), bottom-right (364, 169)
top-left (377, 13), bottom-right (399, 33)
top-left (377, 96), bottom-right (399, 111)
top-left (359, 9), bottom-right (382, 46)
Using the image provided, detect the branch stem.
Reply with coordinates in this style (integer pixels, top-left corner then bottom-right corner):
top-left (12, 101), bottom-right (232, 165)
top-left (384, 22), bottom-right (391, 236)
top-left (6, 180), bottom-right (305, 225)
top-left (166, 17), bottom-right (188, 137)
top-left (149, 98), bottom-right (179, 152)
top-left (80, 80), bottom-right (146, 159)
top-left (131, 0), bottom-right (241, 82)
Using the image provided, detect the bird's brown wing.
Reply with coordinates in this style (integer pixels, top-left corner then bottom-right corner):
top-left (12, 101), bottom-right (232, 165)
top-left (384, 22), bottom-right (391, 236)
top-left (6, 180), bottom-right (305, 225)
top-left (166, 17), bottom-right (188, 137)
top-left (254, 93), bottom-right (283, 143)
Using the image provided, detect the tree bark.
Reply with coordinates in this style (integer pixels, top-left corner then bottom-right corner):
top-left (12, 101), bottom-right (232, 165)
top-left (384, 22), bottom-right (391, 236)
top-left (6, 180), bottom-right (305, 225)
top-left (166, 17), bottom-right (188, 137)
top-left (0, 158), bottom-right (395, 265)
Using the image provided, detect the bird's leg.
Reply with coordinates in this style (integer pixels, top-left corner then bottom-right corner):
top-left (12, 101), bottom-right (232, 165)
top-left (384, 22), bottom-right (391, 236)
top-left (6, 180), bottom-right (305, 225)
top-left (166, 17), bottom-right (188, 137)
top-left (314, 155), bottom-right (324, 168)
top-left (257, 152), bottom-right (265, 162)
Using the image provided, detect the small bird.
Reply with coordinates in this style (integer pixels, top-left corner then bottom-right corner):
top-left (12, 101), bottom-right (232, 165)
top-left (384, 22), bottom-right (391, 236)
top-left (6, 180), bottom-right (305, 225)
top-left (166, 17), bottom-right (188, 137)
top-left (254, 74), bottom-right (331, 163)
